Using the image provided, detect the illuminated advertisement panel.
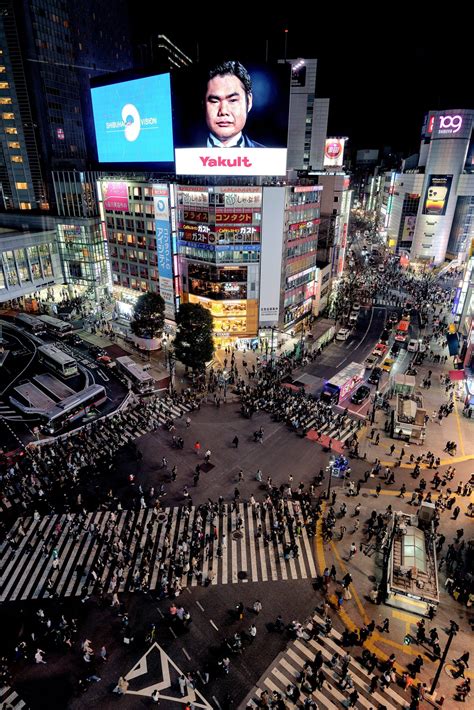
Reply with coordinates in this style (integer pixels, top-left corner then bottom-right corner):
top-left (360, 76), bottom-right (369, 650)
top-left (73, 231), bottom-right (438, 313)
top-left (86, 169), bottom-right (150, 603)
top-left (173, 61), bottom-right (290, 176)
top-left (154, 189), bottom-right (174, 317)
top-left (324, 138), bottom-right (346, 167)
top-left (91, 74), bottom-right (174, 163)
top-left (102, 181), bottom-right (129, 211)
top-left (422, 175), bottom-right (453, 216)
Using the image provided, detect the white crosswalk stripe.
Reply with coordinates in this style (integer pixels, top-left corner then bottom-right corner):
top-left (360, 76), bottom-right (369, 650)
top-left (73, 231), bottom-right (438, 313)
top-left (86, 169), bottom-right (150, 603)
top-left (0, 685), bottom-right (28, 709)
top-left (242, 612), bottom-right (409, 710)
top-left (0, 502), bottom-right (316, 602)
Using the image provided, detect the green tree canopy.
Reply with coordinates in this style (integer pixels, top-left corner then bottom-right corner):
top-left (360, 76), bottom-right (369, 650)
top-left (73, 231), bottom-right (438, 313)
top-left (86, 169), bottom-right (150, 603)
top-left (173, 303), bottom-right (214, 371)
top-left (130, 292), bottom-right (165, 339)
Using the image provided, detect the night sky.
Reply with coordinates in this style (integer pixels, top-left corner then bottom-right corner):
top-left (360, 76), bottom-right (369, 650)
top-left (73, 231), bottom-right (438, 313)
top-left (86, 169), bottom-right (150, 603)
top-left (129, 10), bottom-right (472, 158)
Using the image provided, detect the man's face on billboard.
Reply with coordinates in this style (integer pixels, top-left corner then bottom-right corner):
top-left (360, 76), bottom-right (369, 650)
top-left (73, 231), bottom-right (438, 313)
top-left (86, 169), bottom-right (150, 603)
top-left (205, 73), bottom-right (252, 144)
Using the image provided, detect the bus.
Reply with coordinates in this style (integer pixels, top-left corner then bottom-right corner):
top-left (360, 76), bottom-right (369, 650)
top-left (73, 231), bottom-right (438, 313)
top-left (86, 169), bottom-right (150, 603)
top-left (43, 384), bottom-right (107, 433)
top-left (37, 344), bottom-right (78, 378)
top-left (395, 320), bottom-right (410, 342)
top-left (116, 355), bottom-right (155, 394)
top-left (320, 361), bottom-right (365, 405)
top-left (37, 314), bottom-right (73, 338)
top-left (15, 313), bottom-right (47, 335)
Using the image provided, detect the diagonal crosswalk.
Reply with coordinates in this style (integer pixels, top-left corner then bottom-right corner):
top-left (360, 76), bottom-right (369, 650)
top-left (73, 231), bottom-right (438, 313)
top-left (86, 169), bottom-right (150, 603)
top-left (0, 502), bottom-right (317, 602)
top-left (0, 396), bottom-right (194, 515)
top-left (0, 685), bottom-right (28, 709)
top-left (242, 612), bottom-right (409, 710)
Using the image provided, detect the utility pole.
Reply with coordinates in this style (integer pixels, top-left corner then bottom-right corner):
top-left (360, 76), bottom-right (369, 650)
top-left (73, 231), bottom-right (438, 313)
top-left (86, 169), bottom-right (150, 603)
top-left (429, 622), bottom-right (458, 696)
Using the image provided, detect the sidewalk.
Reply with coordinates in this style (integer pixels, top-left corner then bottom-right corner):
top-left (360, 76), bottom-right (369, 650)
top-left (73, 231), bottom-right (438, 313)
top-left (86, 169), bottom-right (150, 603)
top-left (359, 345), bottom-right (474, 466)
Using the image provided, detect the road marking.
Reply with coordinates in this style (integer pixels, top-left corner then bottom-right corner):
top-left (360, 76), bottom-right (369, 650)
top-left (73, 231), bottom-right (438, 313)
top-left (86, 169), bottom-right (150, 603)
top-left (157, 607), bottom-right (164, 618)
top-left (169, 626), bottom-right (177, 639)
top-left (330, 540), bottom-right (369, 625)
top-left (196, 601), bottom-right (205, 612)
top-left (182, 647), bottom-right (191, 661)
top-left (454, 398), bottom-right (466, 456)
top-left (185, 587), bottom-right (192, 595)
top-left (210, 619), bottom-right (219, 631)
top-left (392, 609), bottom-right (419, 624)
top-left (212, 695), bottom-right (222, 709)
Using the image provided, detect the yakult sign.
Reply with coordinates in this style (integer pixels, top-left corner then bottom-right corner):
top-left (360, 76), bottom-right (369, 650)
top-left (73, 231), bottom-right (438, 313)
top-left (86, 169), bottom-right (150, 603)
top-left (175, 148), bottom-right (287, 176)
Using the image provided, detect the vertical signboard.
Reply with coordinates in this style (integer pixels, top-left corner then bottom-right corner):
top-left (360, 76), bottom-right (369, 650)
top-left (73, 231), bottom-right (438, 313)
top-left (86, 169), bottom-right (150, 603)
top-left (259, 187), bottom-right (286, 325)
top-left (154, 188), bottom-right (174, 318)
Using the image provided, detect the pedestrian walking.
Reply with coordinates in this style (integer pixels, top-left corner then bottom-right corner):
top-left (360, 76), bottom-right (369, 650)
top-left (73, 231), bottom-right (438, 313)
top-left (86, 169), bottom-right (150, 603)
top-left (379, 618), bottom-right (390, 633)
top-left (232, 436), bottom-right (239, 448)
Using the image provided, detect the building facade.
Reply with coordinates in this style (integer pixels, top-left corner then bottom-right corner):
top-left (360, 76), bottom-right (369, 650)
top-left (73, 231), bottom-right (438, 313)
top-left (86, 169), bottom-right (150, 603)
top-left (95, 177), bottom-right (322, 344)
top-left (0, 0), bottom-right (132, 211)
top-left (379, 109), bottom-right (474, 265)
top-left (0, 227), bottom-right (61, 304)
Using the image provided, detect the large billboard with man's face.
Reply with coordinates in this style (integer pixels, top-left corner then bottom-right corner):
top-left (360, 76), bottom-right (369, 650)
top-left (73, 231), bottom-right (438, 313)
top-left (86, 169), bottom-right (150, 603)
top-left (173, 61), bottom-right (290, 176)
top-left (91, 74), bottom-right (174, 164)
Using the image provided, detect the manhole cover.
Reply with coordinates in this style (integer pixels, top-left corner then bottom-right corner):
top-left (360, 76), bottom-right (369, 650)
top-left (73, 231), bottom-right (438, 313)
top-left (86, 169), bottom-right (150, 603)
top-left (368, 575), bottom-right (376, 583)
top-left (233, 531), bottom-right (244, 540)
top-left (362, 493), bottom-right (369, 497)
top-left (157, 514), bottom-right (167, 523)
top-left (237, 571), bottom-right (248, 580)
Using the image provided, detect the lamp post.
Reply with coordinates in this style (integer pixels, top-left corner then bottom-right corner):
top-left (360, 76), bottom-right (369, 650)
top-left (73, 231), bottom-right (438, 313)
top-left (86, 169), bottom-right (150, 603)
top-left (325, 460), bottom-right (334, 500)
top-left (429, 621), bottom-right (458, 697)
top-left (370, 391), bottom-right (379, 425)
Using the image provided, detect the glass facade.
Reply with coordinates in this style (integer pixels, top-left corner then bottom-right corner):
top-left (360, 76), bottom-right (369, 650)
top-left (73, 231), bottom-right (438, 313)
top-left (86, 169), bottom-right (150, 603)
top-left (57, 222), bottom-right (110, 292)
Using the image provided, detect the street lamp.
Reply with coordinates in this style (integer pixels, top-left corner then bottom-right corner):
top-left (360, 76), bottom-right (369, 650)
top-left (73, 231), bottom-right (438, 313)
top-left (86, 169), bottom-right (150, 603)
top-left (429, 621), bottom-right (458, 697)
top-left (325, 459), bottom-right (334, 500)
top-left (370, 390), bottom-right (380, 425)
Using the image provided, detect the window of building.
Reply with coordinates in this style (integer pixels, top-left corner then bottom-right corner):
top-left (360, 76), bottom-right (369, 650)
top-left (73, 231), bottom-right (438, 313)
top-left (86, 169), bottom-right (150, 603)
top-left (11, 155), bottom-right (23, 163)
top-left (0, 97), bottom-right (12, 104)
top-left (15, 182), bottom-right (28, 190)
top-left (0, 82), bottom-right (9, 89)
top-left (19, 202), bottom-right (31, 210)
top-left (8, 141), bottom-right (20, 149)
top-left (5, 127), bottom-right (17, 134)
top-left (0, 67), bottom-right (6, 73)
top-left (2, 113), bottom-right (14, 119)
top-left (126, 234), bottom-right (135, 245)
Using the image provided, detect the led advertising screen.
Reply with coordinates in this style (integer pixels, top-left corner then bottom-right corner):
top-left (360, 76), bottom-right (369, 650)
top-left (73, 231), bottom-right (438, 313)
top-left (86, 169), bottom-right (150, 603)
top-left (422, 175), bottom-right (453, 216)
top-left (324, 138), bottom-right (346, 167)
top-left (173, 61), bottom-right (290, 176)
top-left (91, 74), bottom-right (174, 164)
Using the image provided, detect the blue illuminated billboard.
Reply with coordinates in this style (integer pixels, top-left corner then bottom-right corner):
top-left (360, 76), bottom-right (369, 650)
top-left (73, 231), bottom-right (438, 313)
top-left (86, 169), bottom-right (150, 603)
top-left (91, 74), bottom-right (174, 163)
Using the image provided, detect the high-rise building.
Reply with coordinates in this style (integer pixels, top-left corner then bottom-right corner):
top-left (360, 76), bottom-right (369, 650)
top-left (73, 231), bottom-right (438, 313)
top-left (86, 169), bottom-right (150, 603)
top-left (0, 0), bottom-right (133, 212)
top-left (380, 109), bottom-right (474, 264)
top-left (136, 34), bottom-right (192, 72)
top-left (280, 58), bottom-right (329, 172)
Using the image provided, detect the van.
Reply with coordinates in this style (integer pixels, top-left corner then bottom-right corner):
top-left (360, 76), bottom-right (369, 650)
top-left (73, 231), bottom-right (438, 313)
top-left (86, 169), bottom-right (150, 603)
top-left (336, 328), bottom-right (351, 341)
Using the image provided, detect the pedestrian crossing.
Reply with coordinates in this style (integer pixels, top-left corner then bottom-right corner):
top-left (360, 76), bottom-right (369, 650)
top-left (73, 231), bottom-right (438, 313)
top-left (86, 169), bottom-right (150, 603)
top-left (0, 501), bottom-right (317, 602)
top-left (0, 685), bottom-right (27, 709)
top-left (242, 612), bottom-right (409, 710)
top-left (0, 396), bottom-right (194, 515)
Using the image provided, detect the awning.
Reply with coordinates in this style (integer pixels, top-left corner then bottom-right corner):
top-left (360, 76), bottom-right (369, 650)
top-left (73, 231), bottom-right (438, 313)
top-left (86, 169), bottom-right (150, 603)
top-left (449, 369), bottom-right (466, 381)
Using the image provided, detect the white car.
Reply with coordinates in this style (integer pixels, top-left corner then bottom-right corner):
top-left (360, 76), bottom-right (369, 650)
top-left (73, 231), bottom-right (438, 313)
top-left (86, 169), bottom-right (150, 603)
top-left (407, 339), bottom-right (419, 352)
top-left (336, 328), bottom-right (351, 341)
top-left (364, 354), bottom-right (378, 369)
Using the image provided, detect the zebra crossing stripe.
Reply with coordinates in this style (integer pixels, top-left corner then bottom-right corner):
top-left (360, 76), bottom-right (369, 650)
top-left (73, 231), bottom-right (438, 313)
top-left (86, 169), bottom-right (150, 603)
top-left (1, 503), bottom-right (319, 602)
